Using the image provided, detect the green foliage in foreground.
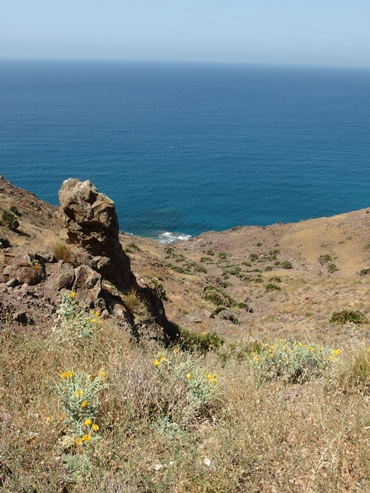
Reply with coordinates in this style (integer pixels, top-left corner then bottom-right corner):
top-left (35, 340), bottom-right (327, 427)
top-left (3, 292), bottom-right (370, 492)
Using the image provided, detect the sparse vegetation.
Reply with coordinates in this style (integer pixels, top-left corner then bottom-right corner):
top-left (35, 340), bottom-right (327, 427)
top-left (329, 309), bottom-right (367, 325)
top-left (327, 262), bottom-right (339, 273)
top-left (2, 295), bottom-right (370, 492)
top-left (265, 282), bottom-right (281, 292)
top-left (1, 209), bottom-right (19, 231)
top-left (318, 254), bottom-right (332, 265)
top-left (280, 260), bottom-right (293, 269)
top-left (51, 237), bottom-right (73, 263)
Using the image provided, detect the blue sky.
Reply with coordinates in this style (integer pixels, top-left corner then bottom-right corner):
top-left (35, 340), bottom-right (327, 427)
top-left (1, 0), bottom-right (370, 67)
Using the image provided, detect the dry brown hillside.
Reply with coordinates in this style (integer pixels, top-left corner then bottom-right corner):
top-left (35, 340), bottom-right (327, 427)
top-left (1, 174), bottom-right (370, 347)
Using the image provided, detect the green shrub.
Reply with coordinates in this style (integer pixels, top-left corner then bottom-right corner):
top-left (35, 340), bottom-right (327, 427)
top-left (330, 310), bottom-right (367, 325)
top-left (206, 249), bottom-right (214, 256)
top-left (151, 278), bottom-right (166, 299)
top-left (200, 256), bottom-right (214, 264)
top-left (327, 263), bottom-right (339, 273)
top-left (222, 265), bottom-right (241, 276)
top-left (127, 242), bottom-right (141, 252)
top-left (318, 254), bottom-right (332, 265)
top-left (359, 268), bottom-right (370, 277)
top-left (179, 327), bottom-right (224, 352)
top-left (241, 261), bottom-right (251, 267)
top-left (269, 276), bottom-right (281, 283)
top-left (1, 209), bottom-right (19, 231)
top-left (280, 260), bottom-right (293, 269)
top-left (264, 266), bottom-right (273, 272)
top-left (218, 252), bottom-right (227, 259)
top-left (249, 253), bottom-right (258, 262)
top-left (249, 338), bottom-right (340, 384)
top-left (203, 286), bottom-right (234, 307)
top-left (265, 283), bottom-right (281, 292)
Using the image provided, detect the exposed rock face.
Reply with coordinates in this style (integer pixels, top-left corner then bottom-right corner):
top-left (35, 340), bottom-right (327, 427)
top-left (72, 265), bottom-right (102, 306)
top-left (58, 178), bottom-right (178, 342)
top-left (59, 178), bottom-right (134, 290)
top-left (3, 252), bottom-right (46, 286)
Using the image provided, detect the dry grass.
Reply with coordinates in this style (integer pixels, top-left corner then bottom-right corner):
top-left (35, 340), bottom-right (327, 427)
top-left (50, 237), bottom-right (73, 263)
top-left (123, 289), bottom-right (151, 322)
top-left (1, 309), bottom-right (370, 492)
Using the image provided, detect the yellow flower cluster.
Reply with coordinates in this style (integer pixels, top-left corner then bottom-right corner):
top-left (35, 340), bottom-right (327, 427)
top-left (60, 370), bottom-right (73, 379)
top-left (207, 373), bottom-right (217, 384)
top-left (153, 356), bottom-right (167, 366)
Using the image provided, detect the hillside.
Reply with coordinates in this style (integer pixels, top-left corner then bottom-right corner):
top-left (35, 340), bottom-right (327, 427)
top-left (1, 176), bottom-right (370, 492)
top-left (1, 175), bottom-right (370, 347)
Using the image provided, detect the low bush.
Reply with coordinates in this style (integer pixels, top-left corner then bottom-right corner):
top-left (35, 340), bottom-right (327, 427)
top-left (318, 254), bottom-right (332, 265)
top-left (1, 209), bottom-right (19, 231)
top-left (327, 263), bottom-right (339, 273)
top-left (249, 338), bottom-right (341, 384)
top-left (330, 310), bottom-right (367, 325)
top-left (265, 283), bottom-right (281, 292)
top-left (179, 327), bottom-right (224, 352)
top-left (280, 260), bottom-right (292, 269)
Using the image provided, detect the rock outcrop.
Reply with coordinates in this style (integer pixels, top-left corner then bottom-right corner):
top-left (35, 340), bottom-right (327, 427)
top-left (58, 178), bottom-right (178, 342)
top-left (58, 178), bottom-right (134, 290)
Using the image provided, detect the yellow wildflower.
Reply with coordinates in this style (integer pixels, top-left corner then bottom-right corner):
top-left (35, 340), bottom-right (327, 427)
top-left (60, 372), bottom-right (67, 379)
top-left (46, 416), bottom-right (51, 422)
top-left (173, 348), bottom-right (180, 354)
top-left (100, 371), bottom-right (106, 378)
top-left (333, 349), bottom-right (342, 356)
top-left (75, 389), bottom-right (83, 397)
top-left (81, 400), bottom-right (88, 408)
top-left (76, 437), bottom-right (83, 446)
top-left (67, 370), bottom-right (73, 378)
top-left (186, 373), bottom-right (193, 379)
top-left (211, 378), bottom-right (217, 384)
top-left (328, 355), bottom-right (333, 360)
top-left (153, 359), bottom-right (160, 367)
top-left (84, 419), bottom-right (92, 426)
top-left (298, 342), bottom-right (302, 347)
top-left (92, 424), bottom-right (99, 432)
top-left (70, 291), bottom-right (76, 298)
top-left (82, 434), bottom-right (91, 442)
top-left (160, 356), bottom-right (167, 362)
top-left (269, 354), bottom-right (273, 358)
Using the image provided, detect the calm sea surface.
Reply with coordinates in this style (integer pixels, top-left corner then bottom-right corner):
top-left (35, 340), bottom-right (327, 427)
top-left (1, 60), bottom-right (370, 241)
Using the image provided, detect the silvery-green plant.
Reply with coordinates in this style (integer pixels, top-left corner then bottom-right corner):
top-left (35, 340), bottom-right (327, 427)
top-left (53, 291), bottom-right (103, 340)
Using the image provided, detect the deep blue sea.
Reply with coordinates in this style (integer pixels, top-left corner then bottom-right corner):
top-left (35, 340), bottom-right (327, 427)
top-left (1, 60), bottom-right (370, 241)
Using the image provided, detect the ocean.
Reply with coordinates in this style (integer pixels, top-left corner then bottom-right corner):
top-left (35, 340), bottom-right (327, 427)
top-left (1, 60), bottom-right (370, 242)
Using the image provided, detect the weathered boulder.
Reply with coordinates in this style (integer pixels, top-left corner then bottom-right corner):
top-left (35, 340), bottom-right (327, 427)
top-left (45, 261), bottom-right (75, 292)
top-left (72, 265), bottom-right (102, 307)
top-left (3, 252), bottom-right (46, 286)
top-left (58, 179), bottom-right (134, 290)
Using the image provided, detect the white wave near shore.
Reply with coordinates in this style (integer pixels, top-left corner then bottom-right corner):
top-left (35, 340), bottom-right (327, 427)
top-left (157, 231), bottom-right (192, 244)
